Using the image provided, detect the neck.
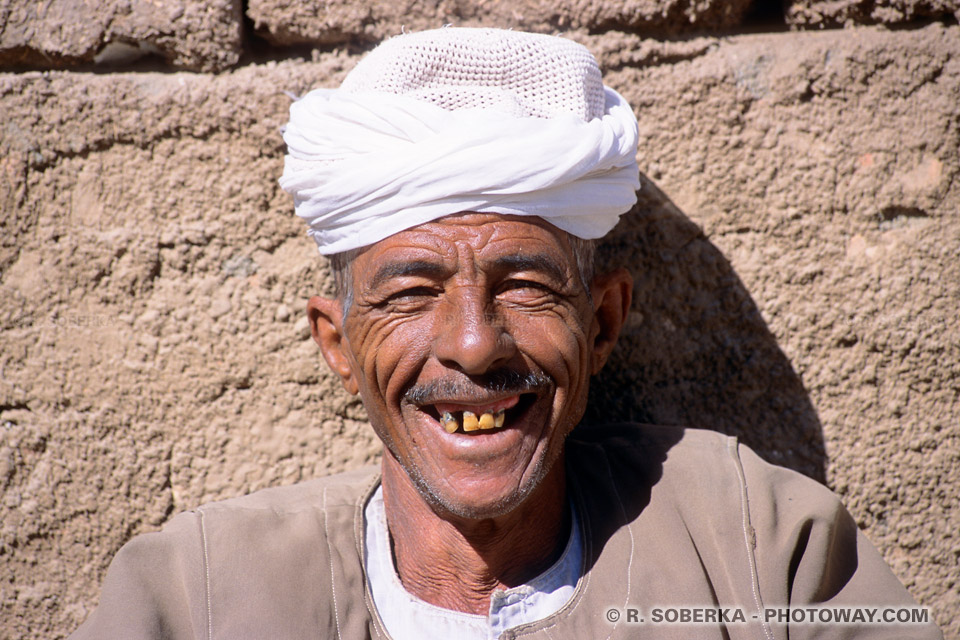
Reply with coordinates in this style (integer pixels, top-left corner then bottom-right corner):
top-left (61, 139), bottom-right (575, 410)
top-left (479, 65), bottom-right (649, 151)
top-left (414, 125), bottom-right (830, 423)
top-left (380, 455), bottom-right (569, 615)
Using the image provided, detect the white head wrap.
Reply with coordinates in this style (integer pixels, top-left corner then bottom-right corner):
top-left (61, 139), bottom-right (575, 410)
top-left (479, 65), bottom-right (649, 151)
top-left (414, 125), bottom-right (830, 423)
top-left (280, 28), bottom-right (640, 255)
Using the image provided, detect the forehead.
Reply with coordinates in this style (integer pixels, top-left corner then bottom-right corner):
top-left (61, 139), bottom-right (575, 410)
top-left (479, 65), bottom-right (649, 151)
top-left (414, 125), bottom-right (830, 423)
top-left (353, 213), bottom-right (578, 276)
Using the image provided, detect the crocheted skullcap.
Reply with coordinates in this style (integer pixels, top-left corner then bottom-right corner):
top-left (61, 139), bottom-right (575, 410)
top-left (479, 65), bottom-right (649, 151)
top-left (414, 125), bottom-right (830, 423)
top-left (339, 28), bottom-right (605, 121)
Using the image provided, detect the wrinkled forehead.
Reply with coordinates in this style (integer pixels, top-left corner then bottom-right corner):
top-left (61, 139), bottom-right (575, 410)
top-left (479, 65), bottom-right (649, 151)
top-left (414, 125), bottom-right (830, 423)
top-left (351, 213), bottom-right (580, 278)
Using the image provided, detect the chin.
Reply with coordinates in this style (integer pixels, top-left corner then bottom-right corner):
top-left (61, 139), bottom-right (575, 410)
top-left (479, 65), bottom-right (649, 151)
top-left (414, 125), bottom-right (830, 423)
top-left (407, 453), bottom-right (553, 520)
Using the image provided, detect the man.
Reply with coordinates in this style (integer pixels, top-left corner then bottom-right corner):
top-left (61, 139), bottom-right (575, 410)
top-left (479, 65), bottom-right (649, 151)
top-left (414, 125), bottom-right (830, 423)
top-left (72, 28), bottom-right (941, 639)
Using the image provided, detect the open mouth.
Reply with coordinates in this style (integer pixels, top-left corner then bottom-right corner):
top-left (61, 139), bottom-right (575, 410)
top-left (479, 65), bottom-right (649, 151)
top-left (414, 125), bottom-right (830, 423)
top-left (419, 393), bottom-right (538, 434)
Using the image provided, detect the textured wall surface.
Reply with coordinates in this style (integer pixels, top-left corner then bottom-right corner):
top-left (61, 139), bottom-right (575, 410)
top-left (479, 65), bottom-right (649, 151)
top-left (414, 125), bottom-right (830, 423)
top-left (787, 0), bottom-right (960, 26)
top-left (247, 0), bottom-right (753, 45)
top-left (0, 0), bottom-right (243, 71)
top-left (1, 3), bottom-right (958, 639)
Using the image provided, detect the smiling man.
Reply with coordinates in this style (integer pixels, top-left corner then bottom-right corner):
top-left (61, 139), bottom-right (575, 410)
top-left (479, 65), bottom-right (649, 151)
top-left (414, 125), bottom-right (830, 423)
top-left (305, 212), bottom-right (624, 626)
top-left (71, 27), bottom-right (941, 640)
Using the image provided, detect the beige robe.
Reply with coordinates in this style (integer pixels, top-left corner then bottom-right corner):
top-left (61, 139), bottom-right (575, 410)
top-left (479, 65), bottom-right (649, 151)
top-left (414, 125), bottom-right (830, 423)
top-left (70, 425), bottom-right (943, 639)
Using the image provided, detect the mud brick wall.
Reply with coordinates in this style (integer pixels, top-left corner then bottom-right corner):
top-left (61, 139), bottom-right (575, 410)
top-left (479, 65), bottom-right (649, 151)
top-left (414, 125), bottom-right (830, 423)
top-left (2, 2), bottom-right (958, 638)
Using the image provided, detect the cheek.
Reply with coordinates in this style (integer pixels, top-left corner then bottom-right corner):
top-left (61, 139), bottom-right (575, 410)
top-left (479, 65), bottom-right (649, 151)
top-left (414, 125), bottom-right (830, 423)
top-left (508, 308), bottom-right (591, 387)
top-left (347, 313), bottom-right (432, 403)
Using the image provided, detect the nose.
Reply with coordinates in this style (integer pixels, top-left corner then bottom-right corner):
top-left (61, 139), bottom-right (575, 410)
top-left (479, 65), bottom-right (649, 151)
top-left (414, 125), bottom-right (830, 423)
top-left (433, 287), bottom-right (516, 375)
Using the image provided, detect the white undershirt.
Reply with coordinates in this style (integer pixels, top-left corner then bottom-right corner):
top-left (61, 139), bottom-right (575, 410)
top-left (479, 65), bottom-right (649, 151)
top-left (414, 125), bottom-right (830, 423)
top-left (363, 486), bottom-right (582, 640)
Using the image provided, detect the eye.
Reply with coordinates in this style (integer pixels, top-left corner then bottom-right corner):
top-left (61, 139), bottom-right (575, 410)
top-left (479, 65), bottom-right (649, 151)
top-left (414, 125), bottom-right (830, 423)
top-left (384, 286), bottom-right (438, 303)
top-left (497, 279), bottom-right (555, 299)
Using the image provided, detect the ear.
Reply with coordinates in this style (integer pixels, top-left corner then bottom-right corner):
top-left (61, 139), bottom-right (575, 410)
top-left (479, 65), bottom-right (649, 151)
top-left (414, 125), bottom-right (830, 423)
top-left (307, 296), bottom-right (359, 395)
top-left (588, 267), bottom-right (632, 375)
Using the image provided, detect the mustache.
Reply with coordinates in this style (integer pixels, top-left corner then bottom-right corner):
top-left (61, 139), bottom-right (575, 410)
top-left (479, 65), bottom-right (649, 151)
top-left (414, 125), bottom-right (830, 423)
top-left (403, 369), bottom-right (552, 406)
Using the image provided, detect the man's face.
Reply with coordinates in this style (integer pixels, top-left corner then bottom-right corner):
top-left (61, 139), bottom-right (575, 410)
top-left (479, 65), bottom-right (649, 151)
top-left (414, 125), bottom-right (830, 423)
top-left (311, 213), bottom-right (626, 519)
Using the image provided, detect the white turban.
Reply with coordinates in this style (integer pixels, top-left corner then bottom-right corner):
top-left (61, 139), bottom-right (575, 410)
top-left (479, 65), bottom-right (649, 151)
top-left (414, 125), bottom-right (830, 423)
top-left (280, 28), bottom-right (640, 255)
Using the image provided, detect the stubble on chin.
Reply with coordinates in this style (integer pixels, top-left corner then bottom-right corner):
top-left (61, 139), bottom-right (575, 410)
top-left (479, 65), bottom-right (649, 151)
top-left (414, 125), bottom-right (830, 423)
top-left (390, 435), bottom-right (564, 521)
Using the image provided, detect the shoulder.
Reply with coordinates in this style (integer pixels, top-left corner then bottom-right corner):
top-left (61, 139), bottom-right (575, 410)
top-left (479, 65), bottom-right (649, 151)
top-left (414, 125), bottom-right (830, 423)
top-left (120, 463), bottom-right (379, 576)
top-left (567, 421), bottom-right (735, 460)
top-left (195, 464), bottom-right (379, 516)
top-left (567, 423), bottom-right (750, 487)
top-left (566, 424), bottom-right (934, 621)
top-left (184, 464), bottom-right (379, 565)
top-left (71, 466), bottom-right (380, 639)
top-left (567, 423), bottom-right (841, 526)
top-left (568, 422), bottom-right (817, 489)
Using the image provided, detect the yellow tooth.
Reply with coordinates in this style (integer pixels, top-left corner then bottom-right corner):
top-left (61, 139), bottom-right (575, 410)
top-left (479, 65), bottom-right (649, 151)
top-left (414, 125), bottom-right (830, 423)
top-left (479, 412), bottom-right (495, 429)
top-left (462, 411), bottom-right (480, 431)
top-left (494, 409), bottom-right (505, 428)
top-left (442, 412), bottom-right (458, 434)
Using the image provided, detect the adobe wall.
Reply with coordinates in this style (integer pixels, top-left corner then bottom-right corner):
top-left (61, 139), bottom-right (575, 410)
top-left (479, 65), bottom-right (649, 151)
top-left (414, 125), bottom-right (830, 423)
top-left (1, 2), bottom-right (958, 637)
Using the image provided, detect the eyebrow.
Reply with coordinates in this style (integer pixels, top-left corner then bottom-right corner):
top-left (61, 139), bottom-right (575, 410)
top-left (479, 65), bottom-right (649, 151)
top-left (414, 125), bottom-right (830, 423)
top-left (487, 253), bottom-right (570, 284)
top-left (369, 260), bottom-right (449, 290)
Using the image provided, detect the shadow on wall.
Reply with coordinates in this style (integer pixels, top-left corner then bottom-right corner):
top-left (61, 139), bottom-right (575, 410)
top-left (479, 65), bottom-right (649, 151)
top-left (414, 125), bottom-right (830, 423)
top-left (585, 175), bottom-right (826, 484)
